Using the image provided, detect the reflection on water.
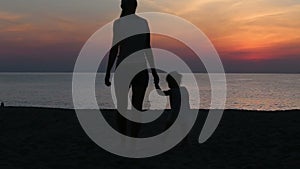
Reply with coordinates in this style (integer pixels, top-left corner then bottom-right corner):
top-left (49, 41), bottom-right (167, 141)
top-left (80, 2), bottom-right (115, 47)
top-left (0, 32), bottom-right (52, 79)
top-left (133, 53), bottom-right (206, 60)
top-left (0, 73), bottom-right (299, 111)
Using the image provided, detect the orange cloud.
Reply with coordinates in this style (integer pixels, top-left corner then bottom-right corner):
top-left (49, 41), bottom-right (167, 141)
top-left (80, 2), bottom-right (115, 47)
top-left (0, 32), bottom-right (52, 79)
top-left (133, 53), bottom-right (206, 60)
top-left (0, 11), bottom-right (24, 22)
top-left (1, 0), bottom-right (299, 66)
top-left (142, 0), bottom-right (300, 61)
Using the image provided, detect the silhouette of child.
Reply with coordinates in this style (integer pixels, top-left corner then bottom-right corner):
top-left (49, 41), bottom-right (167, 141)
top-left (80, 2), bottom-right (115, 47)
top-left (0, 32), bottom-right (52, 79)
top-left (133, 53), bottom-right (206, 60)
top-left (156, 72), bottom-right (191, 145)
top-left (155, 72), bottom-right (190, 130)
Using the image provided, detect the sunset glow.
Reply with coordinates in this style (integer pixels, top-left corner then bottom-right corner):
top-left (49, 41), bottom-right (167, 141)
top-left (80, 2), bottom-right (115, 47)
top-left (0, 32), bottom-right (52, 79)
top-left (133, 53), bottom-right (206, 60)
top-left (0, 0), bottom-right (299, 72)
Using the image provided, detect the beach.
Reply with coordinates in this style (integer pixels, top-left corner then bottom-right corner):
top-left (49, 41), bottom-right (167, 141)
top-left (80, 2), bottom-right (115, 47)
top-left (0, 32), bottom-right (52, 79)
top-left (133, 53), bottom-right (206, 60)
top-left (0, 107), bottom-right (299, 168)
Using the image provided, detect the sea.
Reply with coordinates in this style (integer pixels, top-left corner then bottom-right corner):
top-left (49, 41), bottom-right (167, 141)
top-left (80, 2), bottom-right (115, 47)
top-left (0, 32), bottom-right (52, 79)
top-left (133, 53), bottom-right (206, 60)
top-left (0, 73), bottom-right (299, 111)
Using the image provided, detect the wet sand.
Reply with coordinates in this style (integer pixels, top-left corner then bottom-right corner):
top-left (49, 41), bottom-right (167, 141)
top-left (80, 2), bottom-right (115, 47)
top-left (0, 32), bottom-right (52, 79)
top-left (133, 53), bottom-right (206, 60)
top-left (0, 107), bottom-right (299, 168)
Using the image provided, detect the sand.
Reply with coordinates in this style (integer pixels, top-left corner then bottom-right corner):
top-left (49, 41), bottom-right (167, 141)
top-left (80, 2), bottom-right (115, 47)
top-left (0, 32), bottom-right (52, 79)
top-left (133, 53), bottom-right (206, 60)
top-left (0, 107), bottom-right (299, 169)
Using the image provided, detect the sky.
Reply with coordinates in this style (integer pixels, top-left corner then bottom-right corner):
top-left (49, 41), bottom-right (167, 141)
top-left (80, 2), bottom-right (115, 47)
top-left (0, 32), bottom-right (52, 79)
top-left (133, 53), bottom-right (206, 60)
top-left (0, 0), bottom-right (299, 73)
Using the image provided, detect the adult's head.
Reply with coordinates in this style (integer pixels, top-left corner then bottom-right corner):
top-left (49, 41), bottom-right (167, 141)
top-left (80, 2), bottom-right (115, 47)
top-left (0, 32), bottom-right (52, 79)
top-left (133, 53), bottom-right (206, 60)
top-left (120, 0), bottom-right (138, 17)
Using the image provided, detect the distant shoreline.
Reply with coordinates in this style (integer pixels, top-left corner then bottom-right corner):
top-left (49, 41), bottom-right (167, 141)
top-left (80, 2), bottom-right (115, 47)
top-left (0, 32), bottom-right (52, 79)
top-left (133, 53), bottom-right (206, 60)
top-left (0, 72), bottom-right (300, 74)
top-left (2, 106), bottom-right (300, 112)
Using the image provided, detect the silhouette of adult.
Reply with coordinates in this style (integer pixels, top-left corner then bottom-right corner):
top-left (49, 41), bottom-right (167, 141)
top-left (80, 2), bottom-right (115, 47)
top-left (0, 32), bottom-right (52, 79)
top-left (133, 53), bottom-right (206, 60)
top-left (105, 0), bottom-right (159, 137)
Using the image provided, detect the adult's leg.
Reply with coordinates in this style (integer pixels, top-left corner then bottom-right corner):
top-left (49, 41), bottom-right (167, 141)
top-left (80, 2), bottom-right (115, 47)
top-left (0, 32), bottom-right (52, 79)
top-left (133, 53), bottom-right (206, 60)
top-left (130, 70), bottom-right (149, 137)
top-left (116, 115), bottom-right (127, 135)
top-left (114, 72), bottom-right (130, 135)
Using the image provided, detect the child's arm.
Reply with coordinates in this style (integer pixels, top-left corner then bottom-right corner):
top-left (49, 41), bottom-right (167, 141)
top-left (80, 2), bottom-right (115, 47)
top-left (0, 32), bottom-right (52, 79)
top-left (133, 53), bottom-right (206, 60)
top-left (157, 89), bottom-right (167, 96)
top-left (155, 84), bottom-right (171, 96)
top-left (156, 88), bottom-right (170, 96)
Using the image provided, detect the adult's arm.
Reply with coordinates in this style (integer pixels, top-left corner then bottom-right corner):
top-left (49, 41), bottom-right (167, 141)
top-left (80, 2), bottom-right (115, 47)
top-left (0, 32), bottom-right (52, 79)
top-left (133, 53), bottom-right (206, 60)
top-left (144, 22), bottom-right (159, 85)
top-left (105, 21), bottom-right (119, 86)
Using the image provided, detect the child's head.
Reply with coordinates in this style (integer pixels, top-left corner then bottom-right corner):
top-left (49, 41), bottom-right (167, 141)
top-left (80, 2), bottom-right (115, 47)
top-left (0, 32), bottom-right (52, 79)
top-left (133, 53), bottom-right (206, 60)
top-left (166, 72), bottom-right (182, 88)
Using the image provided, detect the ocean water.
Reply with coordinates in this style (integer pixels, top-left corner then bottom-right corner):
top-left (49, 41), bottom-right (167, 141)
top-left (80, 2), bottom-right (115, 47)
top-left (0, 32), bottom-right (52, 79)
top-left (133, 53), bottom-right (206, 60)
top-left (0, 73), bottom-right (299, 111)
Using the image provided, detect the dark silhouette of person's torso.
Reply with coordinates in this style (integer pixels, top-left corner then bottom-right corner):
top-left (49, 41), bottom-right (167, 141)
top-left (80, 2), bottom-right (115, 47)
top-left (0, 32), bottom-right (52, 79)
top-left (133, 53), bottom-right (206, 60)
top-left (114, 15), bottom-right (150, 67)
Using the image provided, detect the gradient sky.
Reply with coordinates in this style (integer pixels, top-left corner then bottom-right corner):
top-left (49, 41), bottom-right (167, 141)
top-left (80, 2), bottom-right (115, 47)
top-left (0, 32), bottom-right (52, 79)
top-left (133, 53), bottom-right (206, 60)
top-left (0, 0), bottom-right (299, 73)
